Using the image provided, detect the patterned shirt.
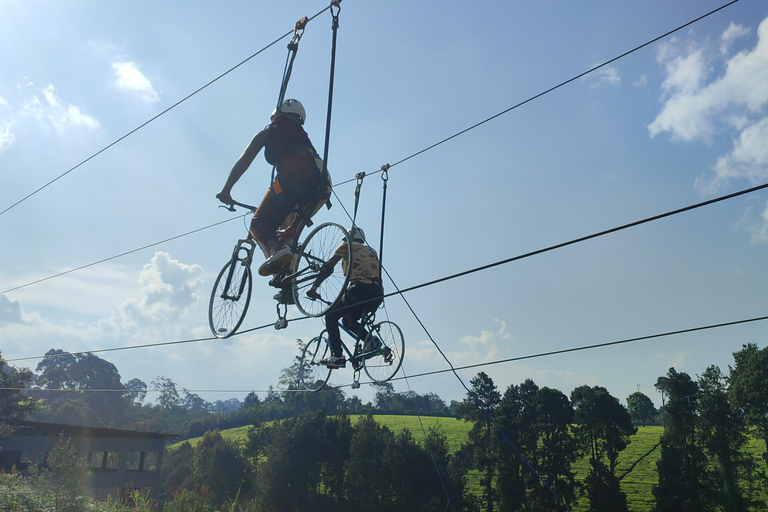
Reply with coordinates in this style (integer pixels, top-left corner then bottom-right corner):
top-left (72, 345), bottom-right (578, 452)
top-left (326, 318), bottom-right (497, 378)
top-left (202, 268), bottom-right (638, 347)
top-left (335, 241), bottom-right (381, 284)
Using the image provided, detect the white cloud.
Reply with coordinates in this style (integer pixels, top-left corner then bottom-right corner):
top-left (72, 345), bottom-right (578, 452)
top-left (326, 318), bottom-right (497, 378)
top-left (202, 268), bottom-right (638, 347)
top-left (108, 252), bottom-right (203, 330)
top-left (699, 116), bottom-right (768, 193)
top-left (648, 18), bottom-right (768, 142)
top-left (40, 85), bottom-right (100, 133)
top-left (113, 62), bottom-right (160, 103)
top-left (0, 295), bottom-right (25, 325)
top-left (0, 123), bottom-right (14, 154)
top-left (0, 96), bottom-right (15, 154)
top-left (648, 15), bottom-right (768, 217)
top-left (648, 45), bottom-right (711, 140)
top-left (590, 65), bottom-right (621, 88)
top-left (721, 22), bottom-right (750, 54)
top-left (740, 198), bottom-right (768, 244)
top-left (409, 319), bottom-right (513, 368)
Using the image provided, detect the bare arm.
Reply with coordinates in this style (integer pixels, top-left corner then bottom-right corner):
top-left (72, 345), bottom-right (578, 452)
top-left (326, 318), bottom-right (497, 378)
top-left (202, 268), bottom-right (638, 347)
top-left (307, 253), bottom-right (342, 299)
top-left (217, 129), bottom-right (269, 202)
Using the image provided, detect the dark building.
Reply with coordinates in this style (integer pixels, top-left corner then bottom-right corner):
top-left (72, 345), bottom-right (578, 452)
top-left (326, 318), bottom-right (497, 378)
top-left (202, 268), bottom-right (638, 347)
top-left (0, 421), bottom-right (177, 499)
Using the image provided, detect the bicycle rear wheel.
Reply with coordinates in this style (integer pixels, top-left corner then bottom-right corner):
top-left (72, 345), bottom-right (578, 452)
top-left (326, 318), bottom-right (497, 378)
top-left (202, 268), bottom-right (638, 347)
top-left (291, 222), bottom-right (352, 317)
top-left (299, 331), bottom-right (333, 392)
top-left (208, 258), bottom-right (252, 338)
top-left (363, 321), bottom-right (405, 383)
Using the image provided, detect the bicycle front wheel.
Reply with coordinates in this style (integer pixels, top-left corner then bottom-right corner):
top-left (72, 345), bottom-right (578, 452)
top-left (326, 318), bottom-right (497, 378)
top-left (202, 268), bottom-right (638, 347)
top-left (292, 222), bottom-right (352, 317)
top-left (363, 321), bottom-right (405, 383)
top-left (299, 331), bottom-right (333, 392)
top-left (208, 258), bottom-right (252, 338)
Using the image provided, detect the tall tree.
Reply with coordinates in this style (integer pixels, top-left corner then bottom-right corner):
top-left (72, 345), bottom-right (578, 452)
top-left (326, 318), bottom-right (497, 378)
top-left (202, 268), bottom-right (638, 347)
top-left (181, 389), bottom-right (210, 412)
top-left (152, 376), bottom-right (181, 410)
top-left (256, 412), bottom-right (331, 511)
top-left (0, 351), bottom-right (37, 422)
top-left (729, 343), bottom-right (768, 468)
top-left (572, 385), bottom-right (635, 512)
top-left (496, 379), bottom-right (538, 512)
top-left (698, 365), bottom-right (757, 512)
top-left (124, 378), bottom-right (147, 405)
top-left (346, 413), bottom-right (395, 510)
top-left (653, 368), bottom-right (713, 512)
top-left (35, 349), bottom-right (128, 426)
top-left (626, 391), bottom-right (658, 426)
top-left (456, 372), bottom-right (502, 512)
top-left (530, 386), bottom-right (578, 511)
top-left (194, 429), bottom-right (253, 504)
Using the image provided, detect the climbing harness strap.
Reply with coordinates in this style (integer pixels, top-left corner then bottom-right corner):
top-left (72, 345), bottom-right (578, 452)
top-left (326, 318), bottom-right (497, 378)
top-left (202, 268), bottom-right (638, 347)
top-left (319, 1), bottom-right (342, 185)
top-left (275, 17), bottom-right (308, 111)
top-left (379, 164), bottom-right (389, 266)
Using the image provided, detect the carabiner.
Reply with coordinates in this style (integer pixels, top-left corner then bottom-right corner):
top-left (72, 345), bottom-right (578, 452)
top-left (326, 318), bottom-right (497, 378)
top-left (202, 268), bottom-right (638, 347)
top-left (275, 303), bottom-right (288, 330)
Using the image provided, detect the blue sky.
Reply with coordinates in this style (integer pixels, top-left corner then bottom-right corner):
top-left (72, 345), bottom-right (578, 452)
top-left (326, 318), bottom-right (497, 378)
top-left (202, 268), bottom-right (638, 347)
top-left (1, 0), bottom-right (767, 409)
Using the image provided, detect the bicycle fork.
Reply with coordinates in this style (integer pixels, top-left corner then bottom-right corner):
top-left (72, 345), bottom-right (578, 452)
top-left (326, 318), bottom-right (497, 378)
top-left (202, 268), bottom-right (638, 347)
top-left (221, 239), bottom-right (256, 301)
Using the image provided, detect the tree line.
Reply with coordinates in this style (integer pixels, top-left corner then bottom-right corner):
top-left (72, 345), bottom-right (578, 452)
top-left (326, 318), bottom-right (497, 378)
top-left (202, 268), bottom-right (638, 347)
top-left (1, 342), bottom-right (767, 511)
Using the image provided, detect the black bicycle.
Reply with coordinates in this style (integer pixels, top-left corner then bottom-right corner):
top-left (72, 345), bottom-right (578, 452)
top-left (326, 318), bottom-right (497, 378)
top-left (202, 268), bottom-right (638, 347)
top-left (299, 311), bottom-right (405, 391)
top-left (208, 199), bottom-right (351, 338)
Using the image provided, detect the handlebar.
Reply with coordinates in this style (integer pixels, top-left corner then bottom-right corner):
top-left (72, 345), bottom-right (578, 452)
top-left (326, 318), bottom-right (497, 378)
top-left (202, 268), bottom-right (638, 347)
top-left (218, 197), bottom-right (257, 213)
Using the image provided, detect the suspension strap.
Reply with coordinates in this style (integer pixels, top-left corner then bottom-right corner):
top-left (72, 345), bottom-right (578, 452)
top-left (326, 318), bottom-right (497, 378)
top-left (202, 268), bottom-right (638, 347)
top-left (379, 164), bottom-right (389, 266)
top-left (320, 0), bottom-right (342, 184)
top-left (352, 171), bottom-right (364, 228)
top-left (275, 17), bottom-right (309, 111)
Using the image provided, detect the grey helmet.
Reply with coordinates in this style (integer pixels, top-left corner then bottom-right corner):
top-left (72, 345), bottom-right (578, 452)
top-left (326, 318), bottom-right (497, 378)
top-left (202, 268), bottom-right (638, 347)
top-left (348, 226), bottom-right (366, 243)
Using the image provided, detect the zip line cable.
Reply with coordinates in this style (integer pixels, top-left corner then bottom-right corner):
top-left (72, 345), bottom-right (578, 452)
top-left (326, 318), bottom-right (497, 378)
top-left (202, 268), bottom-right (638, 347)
top-left (6, 180), bottom-right (768, 363)
top-left (0, 0), bottom-right (742, 294)
top-left (333, 0), bottom-right (741, 187)
top-left (0, 214), bottom-right (247, 296)
top-left (382, 314), bottom-right (768, 385)
top-left (7, 313), bottom-right (767, 393)
top-left (0, 6), bottom-right (333, 219)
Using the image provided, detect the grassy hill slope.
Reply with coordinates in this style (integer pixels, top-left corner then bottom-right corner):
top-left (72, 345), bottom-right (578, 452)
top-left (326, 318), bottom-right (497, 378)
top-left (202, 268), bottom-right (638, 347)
top-left (169, 416), bottom-right (767, 512)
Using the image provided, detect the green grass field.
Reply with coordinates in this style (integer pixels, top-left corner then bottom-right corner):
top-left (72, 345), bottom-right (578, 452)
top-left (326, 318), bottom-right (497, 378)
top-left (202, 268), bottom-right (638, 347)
top-left (169, 417), bottom-right (766, 511)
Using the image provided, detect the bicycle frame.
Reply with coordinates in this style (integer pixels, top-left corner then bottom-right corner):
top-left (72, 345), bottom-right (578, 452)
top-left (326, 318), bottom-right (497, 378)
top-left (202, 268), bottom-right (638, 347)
top-left (336, 313), bottom-right (384, 368)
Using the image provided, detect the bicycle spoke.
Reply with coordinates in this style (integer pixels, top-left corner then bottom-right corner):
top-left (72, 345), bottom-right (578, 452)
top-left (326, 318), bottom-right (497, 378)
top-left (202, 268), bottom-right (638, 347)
top-left (292, 223), bottom-right (351, 317)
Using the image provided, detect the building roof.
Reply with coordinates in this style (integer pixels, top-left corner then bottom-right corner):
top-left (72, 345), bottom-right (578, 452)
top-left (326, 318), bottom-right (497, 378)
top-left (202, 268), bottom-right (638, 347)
top-left (4, 420), bottom-right (178, 439)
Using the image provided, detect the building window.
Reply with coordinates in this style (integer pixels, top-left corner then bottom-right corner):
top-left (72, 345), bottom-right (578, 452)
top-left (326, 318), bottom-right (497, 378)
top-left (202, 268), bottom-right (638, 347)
top-left (126, 451), bottom-right (158, 472)
top-left (88, 451), bottom-right (119, 471)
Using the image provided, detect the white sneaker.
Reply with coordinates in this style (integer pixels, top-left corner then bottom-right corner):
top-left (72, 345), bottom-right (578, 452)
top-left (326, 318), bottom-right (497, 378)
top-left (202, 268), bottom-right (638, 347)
top-left (320, 355), bottom-right (346, 368)
top-left (258, 246), bottom-right (293, 276)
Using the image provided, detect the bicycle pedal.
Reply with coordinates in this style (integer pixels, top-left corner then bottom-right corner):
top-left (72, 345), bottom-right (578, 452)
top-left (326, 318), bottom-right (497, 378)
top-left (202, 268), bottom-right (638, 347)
top-left (274, 318), bottom-right (288, 330)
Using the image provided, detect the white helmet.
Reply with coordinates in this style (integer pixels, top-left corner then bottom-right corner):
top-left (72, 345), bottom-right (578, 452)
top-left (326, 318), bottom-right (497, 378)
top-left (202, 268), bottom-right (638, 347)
top-left (272, 98), bottom-right (306, 125)
top-left (349, 226), bottom-right (366, 242)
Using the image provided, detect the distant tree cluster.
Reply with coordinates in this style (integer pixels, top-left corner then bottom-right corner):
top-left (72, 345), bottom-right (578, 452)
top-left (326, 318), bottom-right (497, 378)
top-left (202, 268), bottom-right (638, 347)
top-left (163, 412), bottom-right (464, 512)
top-left (652, 345), bottom-right (768, 512)
top-left (455, 372), bottom-right (634, 512)
top-left (0, 345), bottom-right (453, 439)
top-left (2, 342), bottom-right (768, 511)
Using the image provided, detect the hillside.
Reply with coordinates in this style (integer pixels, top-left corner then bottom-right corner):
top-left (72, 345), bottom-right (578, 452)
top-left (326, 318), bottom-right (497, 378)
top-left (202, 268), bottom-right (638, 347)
top-left (170, 416), bottom-right (665, 511)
